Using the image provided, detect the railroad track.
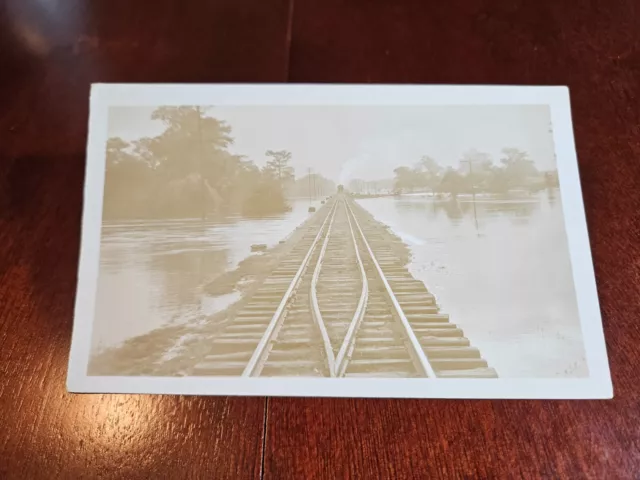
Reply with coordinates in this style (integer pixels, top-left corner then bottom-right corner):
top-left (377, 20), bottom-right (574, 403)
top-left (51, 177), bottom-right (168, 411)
top-left (344, 200), bottom-right (497, 378)
top-left (194, 195), bottom-right (497, 379)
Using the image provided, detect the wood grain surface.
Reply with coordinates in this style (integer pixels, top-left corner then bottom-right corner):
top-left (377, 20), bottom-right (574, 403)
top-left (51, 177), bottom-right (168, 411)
top-left (1, 0), bottom-right (638, 478)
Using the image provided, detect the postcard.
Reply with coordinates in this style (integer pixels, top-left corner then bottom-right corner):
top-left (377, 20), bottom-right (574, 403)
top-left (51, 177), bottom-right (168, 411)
top-left (67, 84), bottom-right (612, 398)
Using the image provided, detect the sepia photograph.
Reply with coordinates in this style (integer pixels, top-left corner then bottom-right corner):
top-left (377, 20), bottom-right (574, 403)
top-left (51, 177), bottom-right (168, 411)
top-left (68, 85), bottom-right (611, 398)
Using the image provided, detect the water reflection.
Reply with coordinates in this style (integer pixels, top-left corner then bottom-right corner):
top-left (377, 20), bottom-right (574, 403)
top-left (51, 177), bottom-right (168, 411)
top-left (92, 199), bottom-right (316, 352)
top-left (391, 193), bottom-right (541, 227)
top-left (357, 189), bottom-right (587, 378)
top-left (92, 190), bottom-right (586, 378)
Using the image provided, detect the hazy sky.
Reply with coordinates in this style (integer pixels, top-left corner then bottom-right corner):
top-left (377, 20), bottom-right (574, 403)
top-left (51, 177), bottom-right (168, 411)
top-left (108, 105), bottom-right (556, 183)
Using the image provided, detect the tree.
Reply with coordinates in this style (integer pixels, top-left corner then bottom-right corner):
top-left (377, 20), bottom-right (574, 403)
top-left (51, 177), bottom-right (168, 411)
top-left (485, 166), bottom-right (510, 193)
top-left (212, 152), bottom-right (253, 205)
top-left (417, 155), bottom-right (443, 193)
top-left (420, 155), bottom-right (443, 177)
top-left (393, 166), bottom-right (420, 193)
top-left (290, 173), bottom-right (335, 198)
top-left (388, 148), bottom-right (545, 199)
top-left (242, 180), bottom-right (291, 216)
top-left (459, 149), bottom-right (493, 191)
top-left (499, 148), bottom-right (538, 189)
top-left (144, 106), bottom-right (233, 179)
top-left (438, 168), bottom-right (466, 197)
top-left (105, 137), bottom-right (149, 182)
top-left (106, 137), bottom-right (132, 164)
top-left (460, 150), bottom-right (492, 172)
top-left (102, 107), bottom-right (298, 218)
top-left (103, 137), bottom-right (155, 216)
top-left (132, 137), bottom-right (161, 169)
top-left (264, 150), bottom-right (294, 184)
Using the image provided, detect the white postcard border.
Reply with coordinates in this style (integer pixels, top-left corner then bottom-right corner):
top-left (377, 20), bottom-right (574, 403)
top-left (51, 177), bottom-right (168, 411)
top-left (67, 84), bottom-right (612, 399)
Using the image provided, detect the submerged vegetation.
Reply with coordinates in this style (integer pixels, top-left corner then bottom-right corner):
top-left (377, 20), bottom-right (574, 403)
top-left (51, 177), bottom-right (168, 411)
top-left (103, 107), bottom-right (297, 219)
top-left (391, 149), bottom-right (559, 196)
top-left (104, 106), bottom-right (557, 218)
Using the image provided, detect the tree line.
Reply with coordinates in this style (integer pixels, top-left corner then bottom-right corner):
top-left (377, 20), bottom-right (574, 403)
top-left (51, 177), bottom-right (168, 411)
top-left (392, 148), bottom-right (558, 196)
top-left (103, 107), bottom-right (299, 219)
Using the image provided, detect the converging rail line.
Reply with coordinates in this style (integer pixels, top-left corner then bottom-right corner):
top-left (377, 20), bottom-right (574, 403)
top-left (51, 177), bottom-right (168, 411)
top-left (193, 194), bottom-right (497, 379)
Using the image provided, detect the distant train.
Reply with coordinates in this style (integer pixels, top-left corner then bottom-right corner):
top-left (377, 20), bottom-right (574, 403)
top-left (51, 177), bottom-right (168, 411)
top-left (337, 184), bottom-right (344, 193)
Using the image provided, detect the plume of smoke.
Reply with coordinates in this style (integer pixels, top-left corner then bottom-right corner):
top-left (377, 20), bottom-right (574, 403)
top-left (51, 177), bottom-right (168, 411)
top-left (338, 153), bottom-right (371, 186)
top-left (337, 131), bottom-right (418, 185)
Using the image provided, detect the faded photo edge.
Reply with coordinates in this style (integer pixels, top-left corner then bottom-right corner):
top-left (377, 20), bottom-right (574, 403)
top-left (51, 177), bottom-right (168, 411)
top-left (67, 84), bottom-right (612, 399)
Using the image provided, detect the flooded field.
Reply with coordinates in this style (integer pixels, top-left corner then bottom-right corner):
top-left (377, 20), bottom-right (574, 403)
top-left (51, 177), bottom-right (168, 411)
top-left (92, 190), bottom-right (587, 378)
top-left (91, 199), bottom-right (318, 352)
top-left (357, 190), bottom-right (587, 378)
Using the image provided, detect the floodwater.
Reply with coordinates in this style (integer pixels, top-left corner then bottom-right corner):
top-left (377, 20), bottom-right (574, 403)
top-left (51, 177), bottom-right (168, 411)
top-left (93, 190), bottom-right (587, 379)
top-left (91, 198), bottom-right (318, 352)
top-left (357, 190), bottom-right (588, 378)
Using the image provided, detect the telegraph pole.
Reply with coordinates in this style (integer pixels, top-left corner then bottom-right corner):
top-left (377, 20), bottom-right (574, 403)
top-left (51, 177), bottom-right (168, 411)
top-left (312, 172), bottom-right (317, 201)
top-left (195, 106), bottom-right (205, 286)
top-left (461, 159), bottom-right (479, 233)
top-left (196, 106), bottom-right (205, 221)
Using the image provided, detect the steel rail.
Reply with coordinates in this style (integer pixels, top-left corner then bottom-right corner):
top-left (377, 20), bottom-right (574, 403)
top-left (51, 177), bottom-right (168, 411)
top-left (242, 200), bottom-right (339, 377)
top-left (344, 199), bottom-right (437, 378)
top-left (333, 198), bottom-right (369, 377)
top-left (309, 200), bottom-right (342, 377)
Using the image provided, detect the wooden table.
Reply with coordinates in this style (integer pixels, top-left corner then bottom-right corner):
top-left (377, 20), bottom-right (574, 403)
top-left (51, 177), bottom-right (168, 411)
top-left (1, 1), bottom-right (638, 478)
